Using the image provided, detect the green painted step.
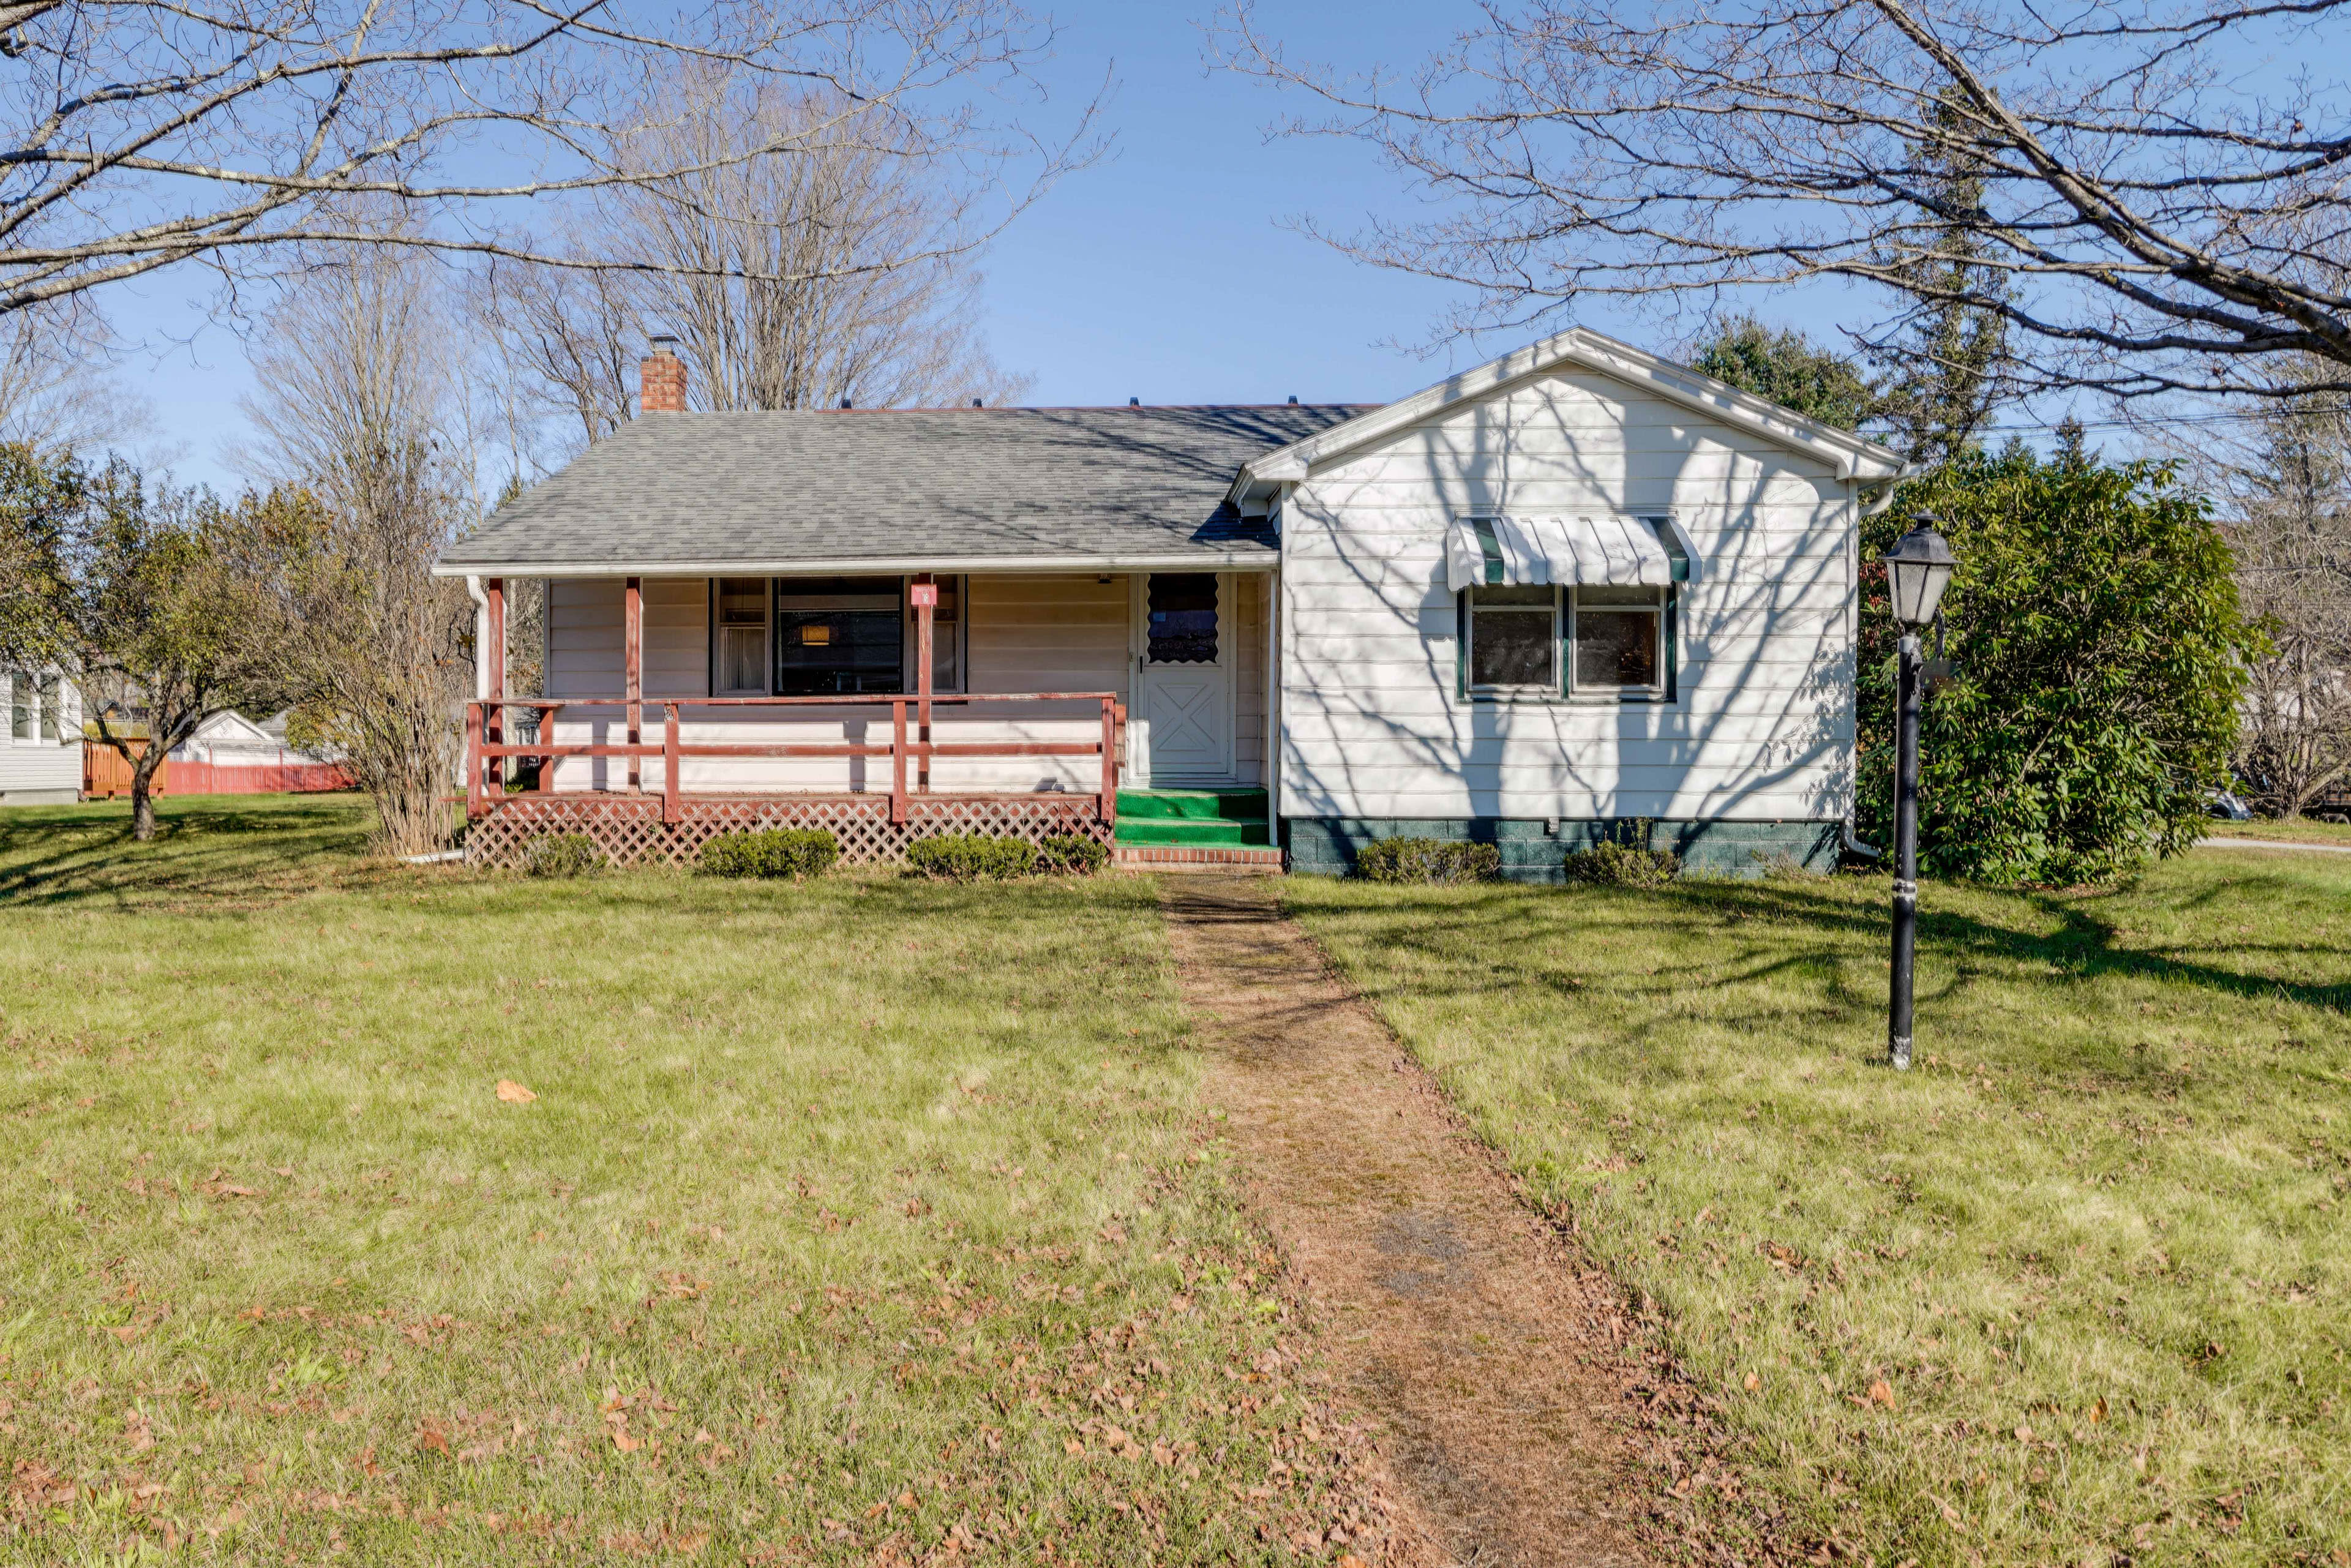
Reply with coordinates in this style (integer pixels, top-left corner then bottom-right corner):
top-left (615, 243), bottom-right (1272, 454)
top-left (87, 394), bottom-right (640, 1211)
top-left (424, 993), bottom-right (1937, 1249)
top-left (1116, 789), bottom-right (1267, 821)
top-left (1116, 818), bottom-right (1272, 847)
top-left (1114, 789), bottom-right (1271, 847)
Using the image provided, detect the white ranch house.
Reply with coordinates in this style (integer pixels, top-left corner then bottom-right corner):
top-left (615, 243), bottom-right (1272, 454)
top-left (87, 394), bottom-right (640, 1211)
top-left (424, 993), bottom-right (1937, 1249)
top-left (436, 328), bottom-right (1905, 875)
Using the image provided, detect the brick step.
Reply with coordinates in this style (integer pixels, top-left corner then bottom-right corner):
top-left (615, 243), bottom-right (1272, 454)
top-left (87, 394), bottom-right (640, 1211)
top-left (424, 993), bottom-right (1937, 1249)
top-left (1113, 844), bottom-right (1284, 872)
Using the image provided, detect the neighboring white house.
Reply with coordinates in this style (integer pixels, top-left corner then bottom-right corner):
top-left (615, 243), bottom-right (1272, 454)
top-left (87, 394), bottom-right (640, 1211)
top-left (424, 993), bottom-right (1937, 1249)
top-left (433, 326), bottom-right (1907, 876)
top-left (0, 667), bottom-right (81, 804)
top-left (170, 710), bottom-right (320, 767)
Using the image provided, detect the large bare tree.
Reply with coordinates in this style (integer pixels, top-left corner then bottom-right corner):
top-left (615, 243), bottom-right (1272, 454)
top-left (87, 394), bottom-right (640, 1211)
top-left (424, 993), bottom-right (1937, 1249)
top-left (1221, 0), bottom-right (2351, 400)
top-left (476, 77), bottom-right (1034, 465)
top-left (238, 243), bottom-right (481, 855)
top-left (0, 0), bottom-right (1079, 318)
top-left (2165, 363), bottom-right (2351, 815)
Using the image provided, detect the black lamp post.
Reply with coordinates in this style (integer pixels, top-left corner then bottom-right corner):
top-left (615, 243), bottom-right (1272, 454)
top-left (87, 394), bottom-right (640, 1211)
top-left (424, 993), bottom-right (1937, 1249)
top-left (1881, 514), bottom-right (1957, 1071)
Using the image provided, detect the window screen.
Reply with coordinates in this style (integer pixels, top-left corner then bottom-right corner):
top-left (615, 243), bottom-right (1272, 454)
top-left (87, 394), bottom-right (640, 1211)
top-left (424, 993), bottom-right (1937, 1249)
top-left (1146, 574), bottom-right (1219, 664)
top-left (8, 673), bottom-right (27, 742)
top-left (1572, 586), bottom-right (1664, 691)
top-left (1468, 586), bottom-right (1557, 689)
top-left (774, 578), bottom-right (904, 695)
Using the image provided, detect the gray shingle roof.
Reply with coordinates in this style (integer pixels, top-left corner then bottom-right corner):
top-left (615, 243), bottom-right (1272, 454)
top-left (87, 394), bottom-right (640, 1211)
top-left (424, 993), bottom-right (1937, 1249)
top-left (437, 404), bottom-right (1373, 574)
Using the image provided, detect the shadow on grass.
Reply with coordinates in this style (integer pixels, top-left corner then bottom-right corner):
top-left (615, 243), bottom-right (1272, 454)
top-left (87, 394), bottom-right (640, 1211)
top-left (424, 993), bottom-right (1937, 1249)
top-left (0, 795), bottom-right (376, 910)
top-left (1295, 866), bottom-right (2351, 1029)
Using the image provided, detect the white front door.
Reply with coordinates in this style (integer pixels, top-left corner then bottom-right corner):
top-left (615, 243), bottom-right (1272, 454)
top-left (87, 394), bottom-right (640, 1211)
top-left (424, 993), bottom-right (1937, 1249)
top-left (1134, 571), bottom-right (1234, 784)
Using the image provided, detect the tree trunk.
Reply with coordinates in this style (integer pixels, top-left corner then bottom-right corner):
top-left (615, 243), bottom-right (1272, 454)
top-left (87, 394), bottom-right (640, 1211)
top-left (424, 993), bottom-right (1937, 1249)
top-left (129, 754), bottom-right (161, 841)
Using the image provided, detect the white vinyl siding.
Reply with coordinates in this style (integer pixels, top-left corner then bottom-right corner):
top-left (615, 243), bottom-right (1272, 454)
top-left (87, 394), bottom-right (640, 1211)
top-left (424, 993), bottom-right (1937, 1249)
top-left (0, 669), bottom-right (82, 800)
top-left (1278, 368), bottom-right (1854, 823)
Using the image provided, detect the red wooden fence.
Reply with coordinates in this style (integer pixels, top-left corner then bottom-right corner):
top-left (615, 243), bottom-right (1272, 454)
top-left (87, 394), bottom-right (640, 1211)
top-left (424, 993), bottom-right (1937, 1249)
top-left (83, 740), bottom-right (356, 798)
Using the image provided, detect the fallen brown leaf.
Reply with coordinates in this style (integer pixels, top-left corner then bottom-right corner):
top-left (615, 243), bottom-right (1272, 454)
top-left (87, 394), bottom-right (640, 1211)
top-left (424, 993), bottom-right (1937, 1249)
top-left (496, 1079), bottom-right (538, 1105)
top-left (1868, 1379), bottom-right (1897, 1409)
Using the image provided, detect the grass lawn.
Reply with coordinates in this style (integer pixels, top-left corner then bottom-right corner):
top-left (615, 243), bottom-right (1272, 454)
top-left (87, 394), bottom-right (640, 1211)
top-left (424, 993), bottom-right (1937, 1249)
top-left (1287, 853), bottom-right (2351, 1568)
top-left (2, 798), bottom-right (1364, 1564)
top-left (2200, 816), bottom-right (2351, 846)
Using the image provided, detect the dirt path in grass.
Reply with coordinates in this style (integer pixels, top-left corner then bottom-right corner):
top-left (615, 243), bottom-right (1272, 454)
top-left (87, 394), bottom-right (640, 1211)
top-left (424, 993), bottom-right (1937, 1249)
top-left (1159, 876), bottom-right (1654, 1568)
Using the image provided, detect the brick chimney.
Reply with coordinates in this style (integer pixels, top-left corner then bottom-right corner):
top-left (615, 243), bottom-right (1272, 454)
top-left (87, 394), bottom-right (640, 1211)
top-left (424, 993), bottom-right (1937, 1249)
top-left (640, 336), bottom-right (686, 414)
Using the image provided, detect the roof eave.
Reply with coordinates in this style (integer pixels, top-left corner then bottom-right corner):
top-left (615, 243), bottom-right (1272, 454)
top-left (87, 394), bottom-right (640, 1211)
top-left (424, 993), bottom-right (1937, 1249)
top-left (430, 548), bottom-right (1280, 579)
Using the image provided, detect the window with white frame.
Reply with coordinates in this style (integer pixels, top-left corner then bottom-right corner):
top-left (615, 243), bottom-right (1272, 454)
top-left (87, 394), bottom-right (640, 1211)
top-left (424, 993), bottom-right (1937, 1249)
top-left (1465, 587), bottom-right (1559, 691)
top-left (711, 577), bottom-right (965, 697)
top-left (713, 577), bottom-right (768, 696)
top-left (1458, 583), bottom-right (1677, 701)
top-left (2, 670), bottom-right (70, 741)
top-left (1570, 586), bottom-right (1668, 696)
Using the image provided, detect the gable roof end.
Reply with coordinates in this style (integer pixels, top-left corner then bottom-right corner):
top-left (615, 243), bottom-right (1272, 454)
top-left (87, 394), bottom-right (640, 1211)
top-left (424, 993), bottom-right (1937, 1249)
top-left (1229, 326), bottom-right (1908, 506)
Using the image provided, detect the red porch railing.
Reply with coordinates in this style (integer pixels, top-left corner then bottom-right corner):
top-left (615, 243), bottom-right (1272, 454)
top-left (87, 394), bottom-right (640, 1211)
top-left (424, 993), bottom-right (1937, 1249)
top-left (465, 692), bottom-right (1125, 829)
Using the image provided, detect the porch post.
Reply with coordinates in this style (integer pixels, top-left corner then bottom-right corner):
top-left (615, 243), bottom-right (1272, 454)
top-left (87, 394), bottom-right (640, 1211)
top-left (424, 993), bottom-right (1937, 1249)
top-left (484, 577), bottom-right (506, 792)
top-left (912, 572), bottom-right (935, 792)
top-left (1264, 569), bottom-right (1279, 847)
top-left (624, 575), bottom-right (643, 793)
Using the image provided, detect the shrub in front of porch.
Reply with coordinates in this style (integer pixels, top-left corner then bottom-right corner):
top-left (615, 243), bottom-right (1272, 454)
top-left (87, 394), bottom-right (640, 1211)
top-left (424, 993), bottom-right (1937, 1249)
top-left (1037, 833), bottom-right (1110, 876)
top-left (520, 832), bottom-right (604, 878)
top-left (699, 827), bottom-right (839, 879)
top-left (906, 832), bottom-right (1041, 880)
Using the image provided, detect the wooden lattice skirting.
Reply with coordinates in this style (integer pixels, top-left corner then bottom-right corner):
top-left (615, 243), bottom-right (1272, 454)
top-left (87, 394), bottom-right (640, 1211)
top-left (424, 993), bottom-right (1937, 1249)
top-left (463, 793), bottom-right (1112, 869)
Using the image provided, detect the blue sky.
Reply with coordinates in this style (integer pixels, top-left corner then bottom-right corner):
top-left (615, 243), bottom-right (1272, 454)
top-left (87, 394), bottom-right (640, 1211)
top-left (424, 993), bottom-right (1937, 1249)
top-left (99, 0), bottom-right (1871, 490)
top-left (101, 2), bottom-right (1513, 491)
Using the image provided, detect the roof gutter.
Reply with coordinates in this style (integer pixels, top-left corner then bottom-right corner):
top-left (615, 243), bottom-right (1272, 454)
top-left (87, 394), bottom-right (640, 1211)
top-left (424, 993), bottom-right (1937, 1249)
top-left (430, 550), bottom-right (1281, 580)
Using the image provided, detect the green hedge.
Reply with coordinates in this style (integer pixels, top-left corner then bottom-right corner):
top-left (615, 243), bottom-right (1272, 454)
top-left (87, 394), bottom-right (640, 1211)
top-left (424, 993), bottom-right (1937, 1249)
top-left (904, 833), bottom-right (1040, 880)
top-left (1354, 837), bottom-right (1501, 884)
top-left (1562, 840), bottom-right (1680, 888)
top-left (1037, 833), bottom-right (1109, 876)
top-left (522, 833), bottom-right (604, 878)
top-left (699, 828), bottom-right (840, 880)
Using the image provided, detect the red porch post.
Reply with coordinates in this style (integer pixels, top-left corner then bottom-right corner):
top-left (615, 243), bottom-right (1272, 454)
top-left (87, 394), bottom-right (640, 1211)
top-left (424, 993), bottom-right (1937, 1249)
top-left (911, 573), bottom-right (936, 792)
top-left (484, 577), bottom-right (505, 794)
top-left (890, 699), bottom-right (909, 823)
top-left (663, 702), bottom-right (681, 825)
top-left (539, 703), bottom-right (561, 793)
top-left (624, 576), bottom-right (643, 793)
top-left (1099, 696), bottom-right (1117, 827)
top-left (465, 702), bottom-right (484, 819)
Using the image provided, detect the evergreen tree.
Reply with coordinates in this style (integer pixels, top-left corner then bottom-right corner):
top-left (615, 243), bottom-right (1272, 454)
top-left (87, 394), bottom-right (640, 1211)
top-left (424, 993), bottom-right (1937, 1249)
top-left (1689, 316), bottom-right (1875, 431)
top-left (1870, 96), bottom-right (2012, 467)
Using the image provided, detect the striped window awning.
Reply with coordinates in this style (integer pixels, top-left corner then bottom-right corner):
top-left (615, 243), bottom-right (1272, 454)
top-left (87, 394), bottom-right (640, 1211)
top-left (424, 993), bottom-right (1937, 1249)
top-left (1442, 514), bottom-right (1698, 594)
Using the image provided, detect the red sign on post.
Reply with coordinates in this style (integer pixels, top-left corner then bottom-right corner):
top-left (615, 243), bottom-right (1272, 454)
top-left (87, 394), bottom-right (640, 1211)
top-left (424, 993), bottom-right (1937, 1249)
top-left (909, 583), bottom-right (938, 607)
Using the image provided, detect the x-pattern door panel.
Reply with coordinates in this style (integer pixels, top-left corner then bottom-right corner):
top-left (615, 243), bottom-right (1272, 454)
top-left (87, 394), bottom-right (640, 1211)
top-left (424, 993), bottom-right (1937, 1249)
top-left (1136, 572), bottom-right (1234, 783)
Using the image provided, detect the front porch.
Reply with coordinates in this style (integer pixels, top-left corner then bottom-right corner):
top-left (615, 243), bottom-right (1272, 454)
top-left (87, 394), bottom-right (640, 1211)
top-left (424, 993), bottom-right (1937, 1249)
top-left (459, 569), bottom-right (1275, 868)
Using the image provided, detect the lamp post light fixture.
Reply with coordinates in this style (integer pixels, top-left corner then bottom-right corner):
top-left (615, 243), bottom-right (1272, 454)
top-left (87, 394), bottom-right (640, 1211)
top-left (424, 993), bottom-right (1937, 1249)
top-left (1881, 513), bottom-right (1957, 1071)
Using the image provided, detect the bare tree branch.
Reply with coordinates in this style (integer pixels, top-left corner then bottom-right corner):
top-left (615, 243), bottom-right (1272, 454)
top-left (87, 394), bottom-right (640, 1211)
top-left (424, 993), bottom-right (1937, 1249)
top-left (1217, 0), bottom-right (2351, 399)
top-left (475, 75), bottom-right (1035, 470)
top-left (0, 0), bottom-right (1094, 317)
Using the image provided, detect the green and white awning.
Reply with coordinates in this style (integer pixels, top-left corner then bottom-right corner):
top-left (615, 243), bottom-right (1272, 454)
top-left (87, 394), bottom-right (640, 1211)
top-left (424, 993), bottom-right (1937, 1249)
top-left (1442, 514), bottom-right (1697, 594)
